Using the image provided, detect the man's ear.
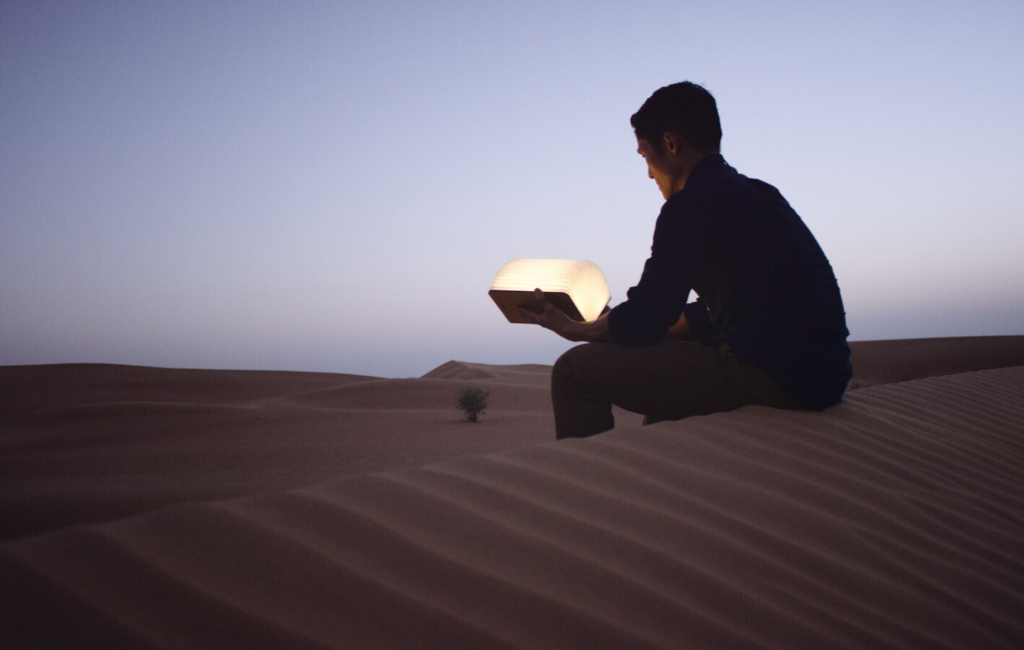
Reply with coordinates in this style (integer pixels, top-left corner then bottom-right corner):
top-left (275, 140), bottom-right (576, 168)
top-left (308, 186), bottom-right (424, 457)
top-left (662, 132), bottom-right (680, 155)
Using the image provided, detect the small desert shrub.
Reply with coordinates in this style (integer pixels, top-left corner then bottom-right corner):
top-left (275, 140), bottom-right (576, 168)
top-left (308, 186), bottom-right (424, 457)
top-left (455, 385), bottom-right (490, 423)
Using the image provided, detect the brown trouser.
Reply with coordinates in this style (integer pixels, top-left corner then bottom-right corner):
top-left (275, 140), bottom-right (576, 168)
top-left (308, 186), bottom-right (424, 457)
top-left (551, 341), bottom-right (805, 439)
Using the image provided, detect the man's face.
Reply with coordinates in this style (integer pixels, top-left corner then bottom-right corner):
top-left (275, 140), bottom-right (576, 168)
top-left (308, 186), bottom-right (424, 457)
top-left (637, 137), bottom-right (676, 200)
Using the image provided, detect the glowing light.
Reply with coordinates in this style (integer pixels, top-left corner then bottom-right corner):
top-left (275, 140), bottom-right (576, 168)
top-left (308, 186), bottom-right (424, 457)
top-left (489, 259), bottom-right (610, 323)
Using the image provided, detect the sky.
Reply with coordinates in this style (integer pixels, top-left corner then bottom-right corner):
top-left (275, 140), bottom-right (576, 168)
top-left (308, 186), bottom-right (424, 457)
top-left (2, 0), bottom-right (1023, 378)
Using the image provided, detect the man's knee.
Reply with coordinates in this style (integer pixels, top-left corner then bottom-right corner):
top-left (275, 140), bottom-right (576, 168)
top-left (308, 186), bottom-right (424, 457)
top-left (552, 345), bottom-right (579, 392)
top-left (552, 343), bottom-right (602, 386)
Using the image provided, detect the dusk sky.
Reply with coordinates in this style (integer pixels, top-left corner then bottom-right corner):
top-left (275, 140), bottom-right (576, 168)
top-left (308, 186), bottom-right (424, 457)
top-left (3, 1), bottom-right (1022, 377)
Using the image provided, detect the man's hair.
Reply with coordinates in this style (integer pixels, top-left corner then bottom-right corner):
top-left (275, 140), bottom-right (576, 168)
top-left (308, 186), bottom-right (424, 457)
top-left (631, 82), bottom-right (722, 153)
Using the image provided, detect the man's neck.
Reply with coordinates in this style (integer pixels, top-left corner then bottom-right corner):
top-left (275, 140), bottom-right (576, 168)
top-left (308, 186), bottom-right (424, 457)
top-left (667, 151), bottom-right (716, 197)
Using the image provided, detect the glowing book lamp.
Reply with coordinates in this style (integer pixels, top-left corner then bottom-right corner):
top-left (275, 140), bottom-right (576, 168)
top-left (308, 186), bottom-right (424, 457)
top-left (489, 259), bottom-right (611, 323)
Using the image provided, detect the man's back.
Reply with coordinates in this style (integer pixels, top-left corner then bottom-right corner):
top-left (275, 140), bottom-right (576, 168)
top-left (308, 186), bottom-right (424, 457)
top-left (678, 156), bottom-right (852, 408)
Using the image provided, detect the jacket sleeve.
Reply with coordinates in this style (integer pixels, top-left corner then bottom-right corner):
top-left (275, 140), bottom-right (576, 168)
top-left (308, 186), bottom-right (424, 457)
top-left (607, 193), bottom-right (707, 346)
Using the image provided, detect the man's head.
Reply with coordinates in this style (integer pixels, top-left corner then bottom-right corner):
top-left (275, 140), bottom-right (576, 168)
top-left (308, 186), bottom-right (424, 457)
top-left (631, 81), bottom-right (722, 155)
top-left (631, 82), bottom-right (722, 199)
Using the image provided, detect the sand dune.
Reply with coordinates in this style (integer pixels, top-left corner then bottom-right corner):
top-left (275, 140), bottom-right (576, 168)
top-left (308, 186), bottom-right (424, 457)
top-left (849, 335), bottom-right (1024, 387)
top-left (1, 336), bottom-right (1023, 647)
top-left (423, 360), bottom-right (556, 383)
top-left (0, 363), bottom-right (557, 541)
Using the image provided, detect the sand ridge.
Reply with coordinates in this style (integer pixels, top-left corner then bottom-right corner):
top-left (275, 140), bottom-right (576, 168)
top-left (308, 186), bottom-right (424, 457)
top-left (1, 336), bottom-right (1023, 647)
top-left (848, 335), bottom-right (1024, 387)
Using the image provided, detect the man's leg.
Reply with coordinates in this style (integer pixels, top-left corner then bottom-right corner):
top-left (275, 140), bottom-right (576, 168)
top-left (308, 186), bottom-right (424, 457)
top-left (551, 341), bottom-right (801, 439)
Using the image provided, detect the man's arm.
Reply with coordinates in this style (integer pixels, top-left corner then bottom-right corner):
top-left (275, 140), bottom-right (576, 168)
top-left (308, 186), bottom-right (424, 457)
top-left (519, 289), bottom-right (615, 342)
top-left (521, 290), bottom-right (701, 343)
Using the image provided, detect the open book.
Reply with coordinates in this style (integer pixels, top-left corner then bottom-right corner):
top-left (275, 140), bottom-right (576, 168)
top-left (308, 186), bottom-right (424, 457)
top-left (489, 259), bottom-right (611, 323)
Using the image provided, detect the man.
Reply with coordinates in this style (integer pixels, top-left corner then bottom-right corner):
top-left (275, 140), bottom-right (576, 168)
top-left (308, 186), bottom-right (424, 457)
top-left (522, 81), bottom-right (852, 439)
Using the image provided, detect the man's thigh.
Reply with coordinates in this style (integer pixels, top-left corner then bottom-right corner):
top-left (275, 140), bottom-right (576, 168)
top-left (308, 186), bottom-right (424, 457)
top-left (556, 340), bottom-right (754, 420)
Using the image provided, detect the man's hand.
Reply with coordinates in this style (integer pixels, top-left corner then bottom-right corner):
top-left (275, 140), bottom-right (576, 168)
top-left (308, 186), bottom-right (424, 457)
top-left (519, 289), bottom-right (614, 343)
top-left (518, 289), bottom-right (577, 339)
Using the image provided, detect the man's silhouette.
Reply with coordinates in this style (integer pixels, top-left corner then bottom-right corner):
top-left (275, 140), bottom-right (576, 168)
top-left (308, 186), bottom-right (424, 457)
top-left (522, 82), bottom-right (852, 438)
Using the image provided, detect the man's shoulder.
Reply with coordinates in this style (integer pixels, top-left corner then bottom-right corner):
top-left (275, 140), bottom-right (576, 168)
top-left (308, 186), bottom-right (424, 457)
top-left (668, 164), bottom-right (786, 218)
top-left (693, 158), bottom-right (782, 196)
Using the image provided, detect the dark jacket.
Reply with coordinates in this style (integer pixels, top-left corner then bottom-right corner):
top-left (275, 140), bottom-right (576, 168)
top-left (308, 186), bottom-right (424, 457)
top-left (608, 154), bottom-right (852, 409)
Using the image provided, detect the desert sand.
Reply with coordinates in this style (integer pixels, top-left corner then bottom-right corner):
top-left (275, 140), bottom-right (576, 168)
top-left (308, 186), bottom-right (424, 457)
top-left (1, 336), bottom-right (1022, 648)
